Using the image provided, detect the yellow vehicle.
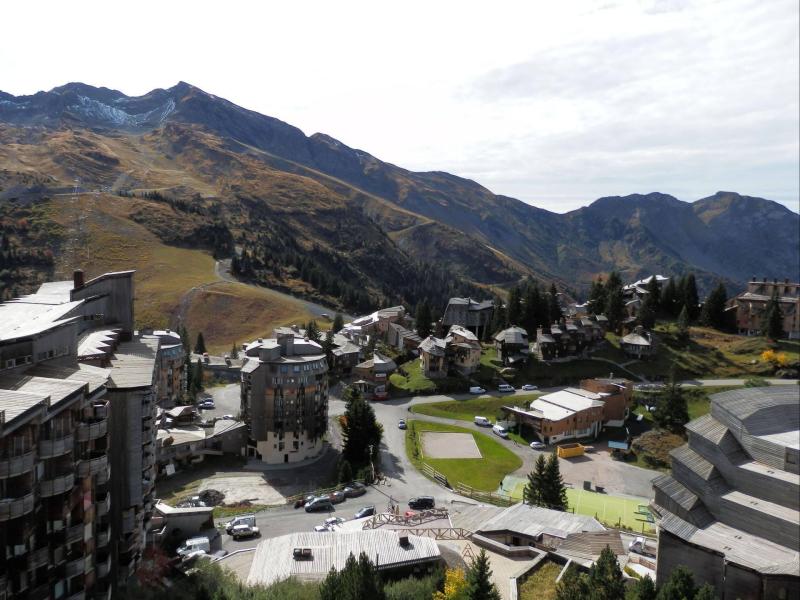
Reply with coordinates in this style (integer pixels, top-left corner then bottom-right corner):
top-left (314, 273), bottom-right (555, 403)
top-left (557, 443), bottom-right (585, 458)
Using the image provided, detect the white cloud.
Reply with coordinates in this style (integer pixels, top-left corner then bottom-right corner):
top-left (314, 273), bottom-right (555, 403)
top-left (0, 0), bottom-right (797, 212)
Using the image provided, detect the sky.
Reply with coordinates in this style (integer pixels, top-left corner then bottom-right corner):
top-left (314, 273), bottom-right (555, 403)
top-left (2, 0), bottom-right (798, 213)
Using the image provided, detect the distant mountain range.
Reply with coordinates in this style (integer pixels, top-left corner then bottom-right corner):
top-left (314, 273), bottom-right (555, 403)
top-left (1, 82), bottom-right (797, 308)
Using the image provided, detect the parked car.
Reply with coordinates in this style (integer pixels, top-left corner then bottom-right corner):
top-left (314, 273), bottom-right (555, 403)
top-left (221, 414), bottom-right (235, 420)
top-left (324, 517), bottom-right (345, 529)
top-left (408, 496), bottom-right (435, 510)
top-left (342, 482), bottom-right (366, 498)
top-left (230, 524), bottom-right (260, 540)
top-left (521, 384), bottom-right (538, 391)
top-left (529, 441), bottom-right (546, 450)
top-left (328, 491), bottom-right (346, 504)
top-left (498, 383), bottom-right (515, 392)
top-left (353, 505), bottom-right (376, 519)
top-left (198, 400), bottom-right (215, 409)
top-left (473, 416), bottom-right (492, 427)
top-left (294, 493), bottom-right (318, 509)
top-left (225, 514), bottom-right (256, 534)
top-left (398, 419), bottom-right (407, 429)
top-left (492, 424), bottom-right (509, 439)
top-left (469, 386), bottom-right (486, 394)
top-left (177, 536), bottom-right (211, 557)
top-left (305, 497), bottom-right (334, 513)
top-left (313, 525), bottom-right (328, 532)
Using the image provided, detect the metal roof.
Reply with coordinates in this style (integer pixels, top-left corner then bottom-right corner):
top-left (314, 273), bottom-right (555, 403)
top-left (108, 336), bottom-right (159, 389)
top-left (494, 326), bottom-right (529, 345)
top-left (246, 530), bottom-right (441, 587)
top-left (476, 503), bottom-right (605, 540)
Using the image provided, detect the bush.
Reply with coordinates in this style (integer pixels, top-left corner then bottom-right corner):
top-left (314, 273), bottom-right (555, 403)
top-left (384, 572), bottom-right (442, 600)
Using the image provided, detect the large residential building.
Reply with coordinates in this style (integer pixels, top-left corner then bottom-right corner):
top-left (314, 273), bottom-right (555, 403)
top-left (341, 306), bottom-right (408, 347)
top-left (417, 325), bottom-right (481, 379)
top-left (494, 326), bottom-right (530, 366)
top-left (441, 297), bottom-right (494, 340)
top-left (240, 329), bottom-right (329, 464)
top-left (0, 269), bottom-right (180, 596)
top-left (502, 378), bottom-right (634, 444)
top-left (729, 277), bottom-right (800, 339)
top-left (651, 387), bottom-right (799, 599)
top-left (352, 351), bottom-right (397, 400)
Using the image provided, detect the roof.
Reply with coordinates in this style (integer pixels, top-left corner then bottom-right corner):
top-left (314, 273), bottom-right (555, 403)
top-left (494, 326), bottom-right (529, 345)
top-left (621, 332), bottom-right (651, 346)
top-left (419, 336), bottom-right (446, 357)
top-left (154, 501), bottom-right (214, 517)
top-left (108, 336), bottom-right (159, 389)
top-left (166, 405), bottom-right (196, 418)
top-left (0, 374), bottom-right (87, 407)
top-left (447, 324), bottom-right (479, 342)
top-left (711, 386), bottom-right (799, 449)
top-left (157, 425), bottom-right (207, 446)
top-left (0, 299), bottom-right (82, 342)
top-left (77, 327), bottom-right (122, 359)
top-left (476, 503), bottom-right (605, 540)
top-left (355, 352), bottom-right (397, 373)
top-left (659, 512), bottom-right (799, 574)
top-left (24, 363), bottom-right (110, 394)
top-left (246, 530), bottom-right (441, 587)
top-left (446, 297), bottom-right (494, 311)
top-left (0, 388), bottom-right (48, 426)
top-left (530, 388), bottom-right (605, 421)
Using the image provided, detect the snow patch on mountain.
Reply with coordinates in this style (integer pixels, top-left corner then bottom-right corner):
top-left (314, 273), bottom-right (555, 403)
top-left (69, 96), bottom-right (175, 127)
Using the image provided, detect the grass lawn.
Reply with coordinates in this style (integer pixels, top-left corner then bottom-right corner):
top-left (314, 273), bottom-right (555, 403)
top-left (410, 394), bottom-right (541, 423)
top-left (610, 322), bottom-right (799, 380)
top-left (390, 359), bottom-right (467, 396)
top-left (406, 420), bottom-right (522, 491)
top-left (505, 476), bottom-right (655, 533)
top-left (519, 561), bottom-right (563, 600)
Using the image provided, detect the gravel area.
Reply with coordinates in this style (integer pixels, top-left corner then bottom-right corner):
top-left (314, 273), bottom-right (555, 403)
top-left (421, 432), bottom-right (482, 459)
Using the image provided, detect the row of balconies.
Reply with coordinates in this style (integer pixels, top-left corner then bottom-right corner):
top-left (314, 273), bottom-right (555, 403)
top-left (40, 472), bottom-right (75, 498)
top-left (76, 420), bottom-right (108, 442)
top-left (0, 492), bottom-right (35, 522)
top-left (76, 454), bottom-right (108, 478)
top-left (0, 450), bottom-right (35, 479)
top-left (38, 434), bottom-right (75, 459)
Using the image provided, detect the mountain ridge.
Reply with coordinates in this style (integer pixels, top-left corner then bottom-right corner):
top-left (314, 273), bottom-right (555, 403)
top-left (0, 82), bottom-right (797, 304)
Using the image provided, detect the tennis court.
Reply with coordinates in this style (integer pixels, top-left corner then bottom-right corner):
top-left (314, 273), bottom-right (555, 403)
top-left (503, 475), bottom-right (655, 533)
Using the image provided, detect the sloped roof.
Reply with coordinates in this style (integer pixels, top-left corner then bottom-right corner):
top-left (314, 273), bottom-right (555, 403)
top-left (494, 326), bottom-right (528, 344)
top-left (477, 503), bottom-right (604, 540)
top-left (419, 336), bottom-right (446, 357)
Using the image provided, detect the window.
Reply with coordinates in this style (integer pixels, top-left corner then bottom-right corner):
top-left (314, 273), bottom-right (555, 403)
top-left (4, 359), bottom-right (15, 369)
top-left (293, 365), bottom-right (300, 373)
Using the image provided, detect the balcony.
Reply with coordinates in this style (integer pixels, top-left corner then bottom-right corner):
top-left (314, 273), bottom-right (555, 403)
top-left (38, 433), bottom-right (74, 458)
top-left (28, 582), bottom-right (50, 600)
top-left (52, 544), bottom-right (66, 565)
top-left (96, 555), bottom-right (111, 578)
top-left (96, 466), bottom-right (109, 486)
top-left (76, 420), bottom-right (107, 442)
top-left (0, 450), bottom-right (35, 479)
top-left (96, 527), bottom-right (110, 548)
top-left (0, 491), bottom-right (35, 521)
top-left (122, 509), bottom-right (136, 533)
top-left (27, 545), bottom-right (49, 570)
top-left (40, 472), bottom-right (75, 497)
top-left (66, 523), bottom-right (84, 544)
top-left (65, 556), bottom-right (84, 578)
top-left (93, 401), bottom-right (109, 420)
top-left (95, 493), bottom-right (110, 517)
top-left (77, 454), bottom-right (108, 478)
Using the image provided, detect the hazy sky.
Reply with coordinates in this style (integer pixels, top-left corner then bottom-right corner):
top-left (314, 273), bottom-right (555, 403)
top-left (3, 0), bottom-right (798, 212)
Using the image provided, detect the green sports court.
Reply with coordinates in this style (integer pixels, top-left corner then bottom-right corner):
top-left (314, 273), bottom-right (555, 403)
top-left (502, 476), bottom-right (656, 534)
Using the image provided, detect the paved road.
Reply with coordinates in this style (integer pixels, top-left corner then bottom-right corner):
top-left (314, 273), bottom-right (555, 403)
top-left (215, 259), bottom-right (353, 321)
top-left (203, 383), bottom-right (242, 419)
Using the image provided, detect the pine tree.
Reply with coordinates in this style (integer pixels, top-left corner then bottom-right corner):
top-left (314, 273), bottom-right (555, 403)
top-left (700, 282), bottom-right (728, 330)
top-left (229, 343), bottom-right (239, 359)
top-left (465, 549), bottom-right (501, 600)
top-left (319, 552), bottom-right (385, 600)
top-left (547, 283), bottom-right (563, 324)
top-left (190, 359), bottom-right (204, 398)
top-left (341, 395), bottom-right (382, 467)
top-left (543, 453), bottom-right (568, 511)
top-left (653, 376), bottom-right (689, 433)
top-left (661, 278), bottom-right (679, 317)
top-left (655, 566), bottom-right (696, 600)
top-left (332, 313), bottom-right (345, 333)
top-left (338, 459), bottom-right (353, 484)
top-left (638, 295), bottom-right (657, 329)
top-left (693, 584), bottom-right (718, 600)
top-left (762, 289), bottom-right (784, 340)
top-left (627, 575), bottom-right (657, 600)
top-left (323, 328), bottom-right (335, 358)
top-left (588, 277), bottom-right (607, 315)
top-left (523, 454), bottom-right (547, 507)
top-left (178, 325), bottom-right (190, 351)
top-left (522, 284), bottom-right (542, 335)
top-left (682, 273), bottom-right (700, 320)
top-left (645, 276), bottom-right (661, 312)
top-left (416, 300), bottom-right (433, 339)
top-left (507, 286), bottom-right (522, 326)
top-left (676, 304), bottom-right (690, 343)
top-left (588, 546), bottom-right (626, 600)
top-left (194, 332), bottom-right (207, 354)
top-left (605, 285), bottom-right (625, 332)
top-left (555, 567), bottom-right (590, 600)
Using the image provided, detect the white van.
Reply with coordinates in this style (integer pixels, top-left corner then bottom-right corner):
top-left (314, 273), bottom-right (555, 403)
top-left (225, 514), bottom-right (256, 534)
top-left (469, 386), bottom-right (486, 394)
top-left (177, 536), bottom-right (211, 557)
top-left (474, 416), bottom-right (491, 427)
top-left (497, 384), bottom-right (514, 392)
top-left (492, 424), bottom-right (509, 439)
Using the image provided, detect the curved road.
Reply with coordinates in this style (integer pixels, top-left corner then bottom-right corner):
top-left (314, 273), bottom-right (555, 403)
top-left (214, 259), bottom-right (353, 321)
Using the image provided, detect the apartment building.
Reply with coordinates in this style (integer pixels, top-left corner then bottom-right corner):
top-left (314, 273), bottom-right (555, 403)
top-left (651, 387), bottom-right (799, 599)
top-left (0, 269), bottom-right (174, 597)
top-left (730, 277), bottom-right (800, 339)
top-left (441, 297), bottom-right (494, 340)
top-left (240, 329), bottom-right (329, 464)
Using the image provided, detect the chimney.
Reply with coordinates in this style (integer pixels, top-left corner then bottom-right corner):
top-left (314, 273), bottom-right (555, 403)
top-left (751, 276), bottom-right (756, 282)
top-left (763, 277), bottom-right (767, 282)
top-left (73, 269), bottom-right (85, 290)
top-left (785, 278), bottom-right (789, 284)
